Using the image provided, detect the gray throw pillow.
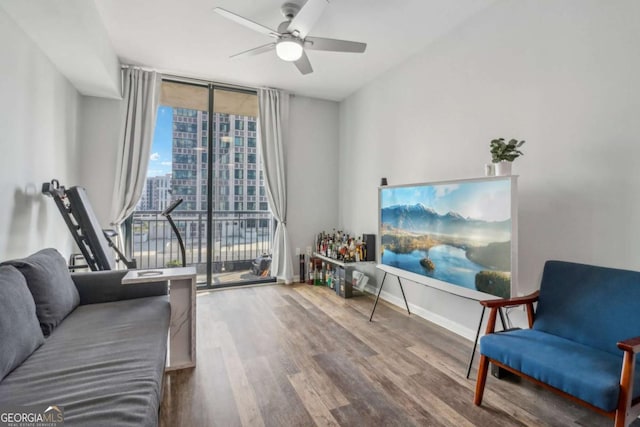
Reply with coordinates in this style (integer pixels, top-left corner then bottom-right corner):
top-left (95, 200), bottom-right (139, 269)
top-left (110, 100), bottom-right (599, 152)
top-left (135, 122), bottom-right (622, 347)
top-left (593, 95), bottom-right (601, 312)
top-left (1, 248), bottom-right (80, 336)
top-left (0, 265), bottom-right (45, 380)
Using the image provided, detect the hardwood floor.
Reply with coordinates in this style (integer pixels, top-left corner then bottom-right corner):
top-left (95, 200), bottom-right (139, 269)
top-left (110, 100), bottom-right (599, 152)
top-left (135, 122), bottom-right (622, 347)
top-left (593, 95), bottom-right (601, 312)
top-left (160, 284), bottom-right (638, 427)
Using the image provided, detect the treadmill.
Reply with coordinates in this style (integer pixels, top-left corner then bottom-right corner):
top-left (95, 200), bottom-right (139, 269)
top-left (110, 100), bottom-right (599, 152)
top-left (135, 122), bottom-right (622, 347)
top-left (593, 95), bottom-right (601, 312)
top-left (42, 179), bottom-right (136, 271)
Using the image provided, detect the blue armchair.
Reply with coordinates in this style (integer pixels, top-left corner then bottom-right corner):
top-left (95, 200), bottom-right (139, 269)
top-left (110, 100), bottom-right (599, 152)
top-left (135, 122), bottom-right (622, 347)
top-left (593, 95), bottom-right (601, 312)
top-left (474, 260), bottom-right (640, 427)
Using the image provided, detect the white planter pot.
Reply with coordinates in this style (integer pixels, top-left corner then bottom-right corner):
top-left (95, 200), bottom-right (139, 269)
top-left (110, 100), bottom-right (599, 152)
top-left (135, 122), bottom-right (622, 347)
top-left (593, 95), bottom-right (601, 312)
top-left (494, 161), bottom-right (512, 176)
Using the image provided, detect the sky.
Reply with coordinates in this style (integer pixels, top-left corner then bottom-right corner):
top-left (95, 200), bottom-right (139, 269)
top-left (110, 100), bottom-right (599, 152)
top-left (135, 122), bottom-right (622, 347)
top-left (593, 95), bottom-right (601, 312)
top-left (147, 106), bottom-right (173, 177)
top-left (380, 179), bottom-right (512, 222)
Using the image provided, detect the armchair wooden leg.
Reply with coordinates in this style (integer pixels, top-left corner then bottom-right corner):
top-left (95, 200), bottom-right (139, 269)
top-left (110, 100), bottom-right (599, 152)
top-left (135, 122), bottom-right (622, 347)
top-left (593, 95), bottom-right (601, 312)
top-left (614, 412), bottom-right (627, 427)
top-left (474, 355), bottom-right (490, 405)
top-left (614, 351), bottom-right (635, 427)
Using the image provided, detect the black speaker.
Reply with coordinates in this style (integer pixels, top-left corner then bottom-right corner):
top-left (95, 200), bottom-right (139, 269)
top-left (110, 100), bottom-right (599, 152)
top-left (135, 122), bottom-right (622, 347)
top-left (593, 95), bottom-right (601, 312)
top-left (491, 363), bottom-right (515, 379)
top-left (299, 254), bottom-right (305, 283)
top-left (362, 234), bottom-right (376, 262)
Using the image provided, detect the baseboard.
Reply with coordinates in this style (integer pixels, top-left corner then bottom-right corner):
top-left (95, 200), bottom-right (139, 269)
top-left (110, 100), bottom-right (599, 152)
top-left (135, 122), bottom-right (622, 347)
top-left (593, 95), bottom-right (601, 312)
top-left (363, 284), bottom-right (476, 342)
top-left (202, 281), bottom-right (277, 292)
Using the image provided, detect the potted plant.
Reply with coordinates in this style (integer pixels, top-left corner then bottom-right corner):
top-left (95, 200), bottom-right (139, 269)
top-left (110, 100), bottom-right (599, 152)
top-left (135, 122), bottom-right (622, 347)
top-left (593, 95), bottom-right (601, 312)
top-left (490, 138), bottom-right (525, 176)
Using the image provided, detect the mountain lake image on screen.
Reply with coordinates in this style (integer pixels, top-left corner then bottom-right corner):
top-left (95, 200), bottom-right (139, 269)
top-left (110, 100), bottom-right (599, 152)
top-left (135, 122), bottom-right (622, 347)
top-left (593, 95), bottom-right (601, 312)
top-left (379, 178), bottom-right (515, 299)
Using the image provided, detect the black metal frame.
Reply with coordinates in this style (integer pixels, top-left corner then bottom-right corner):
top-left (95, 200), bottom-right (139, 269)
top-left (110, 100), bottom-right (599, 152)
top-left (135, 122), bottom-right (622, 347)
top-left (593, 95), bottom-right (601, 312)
top-left (42, 179), bottom-right (136, 271)
top-left (465, 306), bottom-right (507, 379)
top-left (369, 271), bottom-right (411, 322)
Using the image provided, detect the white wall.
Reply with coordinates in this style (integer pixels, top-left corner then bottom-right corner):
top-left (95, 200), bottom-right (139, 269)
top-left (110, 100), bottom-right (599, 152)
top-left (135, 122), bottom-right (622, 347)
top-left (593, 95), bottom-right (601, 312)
top-left (78, 96), bottom-right (123, 226)
top-left (288, 95), bottom-right (340, 279)
top-left (339, 0), bottom-right (640, 339)
top-left (0, 7), bottom-right (81, 260)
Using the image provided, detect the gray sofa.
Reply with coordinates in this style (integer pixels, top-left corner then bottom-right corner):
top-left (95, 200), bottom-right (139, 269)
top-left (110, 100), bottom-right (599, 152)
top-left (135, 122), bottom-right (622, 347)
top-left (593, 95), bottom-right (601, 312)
top-left (0, 249), bottom-right (170, 426)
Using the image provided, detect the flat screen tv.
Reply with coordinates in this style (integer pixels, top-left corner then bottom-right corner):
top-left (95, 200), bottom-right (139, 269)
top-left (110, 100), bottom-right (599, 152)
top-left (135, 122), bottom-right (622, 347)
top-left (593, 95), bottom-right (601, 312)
top-left (378, 176), bottom-right (517, 300)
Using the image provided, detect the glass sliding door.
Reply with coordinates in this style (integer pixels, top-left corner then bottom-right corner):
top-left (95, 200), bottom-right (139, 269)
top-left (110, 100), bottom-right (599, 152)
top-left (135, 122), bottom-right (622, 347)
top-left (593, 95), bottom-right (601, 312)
top-left (208, 88), bottom-right (274, 287)
top-left (131, 79), bottom-right (274, 288)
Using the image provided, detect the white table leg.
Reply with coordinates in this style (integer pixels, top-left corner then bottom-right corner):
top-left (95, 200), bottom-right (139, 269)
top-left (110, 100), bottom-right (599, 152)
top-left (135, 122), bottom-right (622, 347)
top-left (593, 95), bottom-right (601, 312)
top-left (167, 276), bottom-right (195, 370)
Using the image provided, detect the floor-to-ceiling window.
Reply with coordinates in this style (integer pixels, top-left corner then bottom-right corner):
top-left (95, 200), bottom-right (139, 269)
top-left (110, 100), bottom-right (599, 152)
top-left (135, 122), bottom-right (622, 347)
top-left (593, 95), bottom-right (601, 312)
top-left (131, 79), bottom-right (274, 288)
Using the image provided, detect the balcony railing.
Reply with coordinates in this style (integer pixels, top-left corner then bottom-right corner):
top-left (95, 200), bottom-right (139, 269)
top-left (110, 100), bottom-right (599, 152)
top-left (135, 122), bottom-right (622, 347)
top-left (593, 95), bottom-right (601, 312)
top-left (130, 210), bottom-right (274, 275)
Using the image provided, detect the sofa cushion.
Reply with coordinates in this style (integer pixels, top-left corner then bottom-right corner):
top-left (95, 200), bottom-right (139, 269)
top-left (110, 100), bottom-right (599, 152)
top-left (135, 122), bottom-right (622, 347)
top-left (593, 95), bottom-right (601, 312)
top-left (0, 266), bottom-right (45, 381)
top-left (2, 248), bottom-right (80, 336)
top-left (71, 270), bottom-right (168, 305)
top-left (533, 260), bottom-right (640, 356)
top-left (481, 328), bottom-right (640, 412)
top-left (0, 295), bottom-right (170, 427)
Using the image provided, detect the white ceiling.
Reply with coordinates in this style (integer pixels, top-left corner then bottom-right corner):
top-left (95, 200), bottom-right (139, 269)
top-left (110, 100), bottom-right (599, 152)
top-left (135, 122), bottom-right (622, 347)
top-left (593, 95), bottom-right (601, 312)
top-left (94, 0), bottom-right (496, 101)
top-left (1, 0), bottom-right (496, 101)
top-left (0, 0), bottom-right (123, 98)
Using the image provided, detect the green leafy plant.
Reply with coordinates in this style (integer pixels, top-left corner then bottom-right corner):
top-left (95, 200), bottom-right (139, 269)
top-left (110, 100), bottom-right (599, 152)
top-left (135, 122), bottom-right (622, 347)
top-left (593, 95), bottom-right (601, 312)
top-left (490, 138), bottom-right (525, 163)
top-left (166, 259), bottom-right (181, 268)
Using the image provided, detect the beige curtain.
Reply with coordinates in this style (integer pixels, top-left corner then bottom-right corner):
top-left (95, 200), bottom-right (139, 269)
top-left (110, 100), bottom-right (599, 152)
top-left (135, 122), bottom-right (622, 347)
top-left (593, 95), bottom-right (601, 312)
top-left (258, 88), bottom-right (293, 284)
top-left (110, 68), bottom-right (161, 227)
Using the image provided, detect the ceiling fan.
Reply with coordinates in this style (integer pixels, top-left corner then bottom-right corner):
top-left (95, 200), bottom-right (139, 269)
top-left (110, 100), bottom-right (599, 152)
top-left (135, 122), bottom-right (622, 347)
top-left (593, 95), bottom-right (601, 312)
top-left (214, 0), bottom-right (367, 75)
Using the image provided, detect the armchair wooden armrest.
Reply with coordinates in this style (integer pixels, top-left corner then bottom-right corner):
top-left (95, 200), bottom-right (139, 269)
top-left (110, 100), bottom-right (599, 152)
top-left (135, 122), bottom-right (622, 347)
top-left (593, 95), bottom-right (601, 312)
top-left (618, 336), bottom-right (640, 353)
top-left (481, 291), bottom-right (540, 333)
top-left (480, 291), bottom-right (540, 308)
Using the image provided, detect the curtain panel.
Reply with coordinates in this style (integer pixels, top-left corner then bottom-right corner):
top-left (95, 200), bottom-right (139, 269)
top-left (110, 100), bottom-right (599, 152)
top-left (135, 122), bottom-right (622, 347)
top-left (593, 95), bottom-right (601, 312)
top-left (110, 68), bottom-right (161, 228)
top-left (258, 88), bottom-right (294, 284)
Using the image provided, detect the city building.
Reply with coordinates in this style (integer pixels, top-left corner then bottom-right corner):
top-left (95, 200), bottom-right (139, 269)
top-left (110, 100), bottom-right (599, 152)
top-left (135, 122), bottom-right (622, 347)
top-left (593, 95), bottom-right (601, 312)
top-left (170, 108), bottom-right (269, 214)
top-left (137, 108), bottom-right (269, 217)
top-left (137, 173), bottom-right (172, 212)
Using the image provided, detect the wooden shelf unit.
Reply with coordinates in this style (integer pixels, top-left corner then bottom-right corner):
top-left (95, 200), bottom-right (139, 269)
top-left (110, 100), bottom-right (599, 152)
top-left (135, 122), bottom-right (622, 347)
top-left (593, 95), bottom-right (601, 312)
top-left (312, 252), bottom-right (374, 298)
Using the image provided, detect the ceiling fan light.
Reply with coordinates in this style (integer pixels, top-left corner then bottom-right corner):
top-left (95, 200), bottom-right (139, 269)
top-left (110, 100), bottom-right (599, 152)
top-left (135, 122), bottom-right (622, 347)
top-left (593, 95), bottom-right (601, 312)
top-left (276, 39), bottom-right (303, 61)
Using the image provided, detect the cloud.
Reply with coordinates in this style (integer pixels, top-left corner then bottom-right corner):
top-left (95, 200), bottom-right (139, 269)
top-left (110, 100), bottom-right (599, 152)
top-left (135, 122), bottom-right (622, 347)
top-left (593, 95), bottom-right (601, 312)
top-left (160, 161), bottom-right (172, 166)
top-left (150, 152), bottom-right (160, 161)
top-left (435, 184), bottom-right (459, 198)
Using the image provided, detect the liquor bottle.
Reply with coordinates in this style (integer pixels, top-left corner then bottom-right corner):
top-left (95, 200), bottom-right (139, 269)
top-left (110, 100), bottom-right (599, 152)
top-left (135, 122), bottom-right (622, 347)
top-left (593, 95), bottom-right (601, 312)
top-left (362, 238), bottom-right (367, 261)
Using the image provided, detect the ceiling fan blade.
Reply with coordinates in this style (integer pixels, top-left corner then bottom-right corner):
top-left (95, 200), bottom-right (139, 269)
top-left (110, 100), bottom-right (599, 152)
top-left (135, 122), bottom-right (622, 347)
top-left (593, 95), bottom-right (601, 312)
top-left (287, 0), bottom-right (328, 38)
top-left (230, 43), bottom-right (276, 59)
top-left (305, 36), bottom-right (366, 53)
top-left (294, 51), bottom-right (313, 75)
top-left (214, 7), bottom-right (280, 38)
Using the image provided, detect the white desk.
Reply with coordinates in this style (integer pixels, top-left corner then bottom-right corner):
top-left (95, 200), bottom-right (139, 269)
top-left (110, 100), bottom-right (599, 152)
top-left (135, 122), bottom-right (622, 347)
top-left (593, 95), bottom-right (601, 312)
top-left (122, 267), bottom-right (196, 371)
